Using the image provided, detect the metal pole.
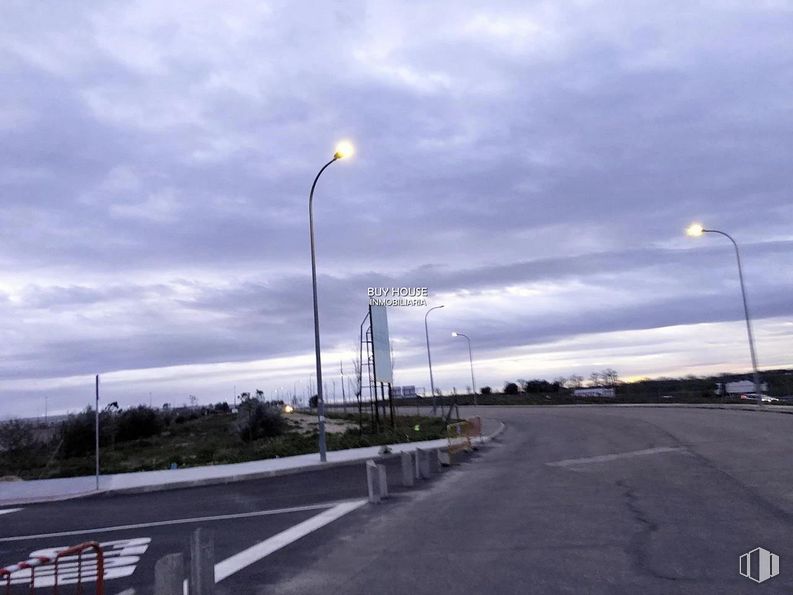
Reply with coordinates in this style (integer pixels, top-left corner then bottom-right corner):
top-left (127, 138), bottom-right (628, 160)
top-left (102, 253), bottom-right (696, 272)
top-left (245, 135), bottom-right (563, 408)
top-left (425, 305), bottom-right (445, 415)
top-left (95, 374), bottom-right (100, 490)
top-left (457, 333), bottom-right (477, 405)
top-left (704, 229), bottom-right (763, 405)
top-left (340, 361), bottom-right (347, 414)
top-left (367, 307), bottom-right (380, 430)
top-left (309, 157), bottom-right (337, 462)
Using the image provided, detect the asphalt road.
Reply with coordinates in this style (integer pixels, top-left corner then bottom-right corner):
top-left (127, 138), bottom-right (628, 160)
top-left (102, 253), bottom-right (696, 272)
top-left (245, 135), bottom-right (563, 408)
top-left (4, 406), bottom-right (793, 594)
top-left (0, 455), bottom-right (428, 594)
top-left (266, 405), bottom-right (793, 595)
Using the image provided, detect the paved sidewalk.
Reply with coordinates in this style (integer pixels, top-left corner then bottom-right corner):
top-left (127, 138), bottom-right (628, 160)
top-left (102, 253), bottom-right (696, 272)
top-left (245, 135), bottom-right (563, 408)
top-left (0, 417), bottom-right (504, 507)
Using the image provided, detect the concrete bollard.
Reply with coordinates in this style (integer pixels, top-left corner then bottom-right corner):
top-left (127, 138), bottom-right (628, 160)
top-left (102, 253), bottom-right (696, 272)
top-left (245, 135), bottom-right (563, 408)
top-left (189, 528), bottom-right (215, 595)
top-left (416, 448), bottom-right (431, 479)
top-left (437, 449), bottom-right (452, 466)
top-left (401, 451), bottom-right (415, 487)
top-left (154, 553), bottom-right (184, 595)
top-left (378, 463), bottom-right (388, 498)
top-left (366, 460), bottom-right (381, 503)
top-left (428, 449), bottom-right (441, 474)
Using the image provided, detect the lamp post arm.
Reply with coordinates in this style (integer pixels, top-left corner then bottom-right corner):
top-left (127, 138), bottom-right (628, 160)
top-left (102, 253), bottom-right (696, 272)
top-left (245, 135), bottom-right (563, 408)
top-left (425, 305), bottom-right (443, 415)
top-left (703, 228), bottom-right (762, 403)
top-left (308, 156), bottom-right (337, 463)
top-left (460, 333), bottom-right (476, 402)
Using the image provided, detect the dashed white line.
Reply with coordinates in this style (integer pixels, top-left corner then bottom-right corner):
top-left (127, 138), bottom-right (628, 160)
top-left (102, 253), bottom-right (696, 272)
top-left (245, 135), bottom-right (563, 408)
top-left (547, 446), bottom-right (686, 468)
top-left (0, 508), bottom-right (23, 516)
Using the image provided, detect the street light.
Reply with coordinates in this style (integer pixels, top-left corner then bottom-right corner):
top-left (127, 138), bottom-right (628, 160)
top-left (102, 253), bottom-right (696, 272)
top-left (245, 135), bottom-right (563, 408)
top-left (687, 223), bottom-right (763, 405)
top-left (424, 305), bottom-right (445, 415)
top-left (309, 140), bottom-right (354, 462)
top-left (452, 331), bottom-right (477, 405)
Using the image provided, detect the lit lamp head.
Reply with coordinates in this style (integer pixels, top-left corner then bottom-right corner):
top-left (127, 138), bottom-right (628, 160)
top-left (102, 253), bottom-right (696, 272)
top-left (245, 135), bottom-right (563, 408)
top-left (334, 140), bottom-right (355, 160)
top-left (451, 332), bottom-right (459, 337)
top-left (686, 223), bottom-right (705, 237)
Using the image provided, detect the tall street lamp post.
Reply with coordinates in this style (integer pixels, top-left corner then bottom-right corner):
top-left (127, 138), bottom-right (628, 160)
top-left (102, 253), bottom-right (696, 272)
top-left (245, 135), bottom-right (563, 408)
top-left (424, 305), bottom-right (445, 415)
top-left (687, 223), bottom-right (763, 405)
top-left (452, 331), bottom-right (477, 406)
top-left (309, 140), bottom-right (354, 462)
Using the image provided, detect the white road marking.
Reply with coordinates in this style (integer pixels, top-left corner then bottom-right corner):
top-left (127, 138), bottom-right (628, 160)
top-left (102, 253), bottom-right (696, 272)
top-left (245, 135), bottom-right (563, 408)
top-left (0, 502), bottom-right (341, 542)
top-left (115, 589), bottom-right (136, 595)
top-left (0, 508), bottom-right (23, 516)
top-left (547, 446), bottom-right (686, 468)
top-left (7, 538), bottom-right (150, 587)
top-left (181, 498), bottom-right (366, 592)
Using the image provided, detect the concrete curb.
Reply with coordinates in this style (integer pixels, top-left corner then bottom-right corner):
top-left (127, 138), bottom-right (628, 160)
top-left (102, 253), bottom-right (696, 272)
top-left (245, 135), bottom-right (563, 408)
top-left (480, 420), bottom-right (506, 442)
top-left (0, 489), bottom-right (112, 506)
top-left (1, 421), bottom-right (506, 506)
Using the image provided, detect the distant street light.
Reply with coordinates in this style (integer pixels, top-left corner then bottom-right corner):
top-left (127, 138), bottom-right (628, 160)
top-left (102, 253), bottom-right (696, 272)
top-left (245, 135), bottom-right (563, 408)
top-left (309, 140), bottom-right (354, 462)
top-left (424, 305), bottom-right (445, 415)
top-left (452, 331), bottom-right (477, 406)
top-left (687, 223), bottom-right (763, 404)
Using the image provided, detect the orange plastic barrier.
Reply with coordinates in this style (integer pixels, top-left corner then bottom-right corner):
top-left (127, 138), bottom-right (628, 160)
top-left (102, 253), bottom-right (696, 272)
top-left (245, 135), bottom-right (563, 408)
top-left (1, 541), bottom-right (105, 595)
top-left (447, 421), bottom-right (472, 453)
top-left (466, 416), bottom-right (482, 441)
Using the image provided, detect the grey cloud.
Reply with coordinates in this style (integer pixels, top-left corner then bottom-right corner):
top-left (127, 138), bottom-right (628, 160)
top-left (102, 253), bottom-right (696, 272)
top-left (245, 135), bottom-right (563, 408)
top-left (1, 1), bottom-right (792, 416)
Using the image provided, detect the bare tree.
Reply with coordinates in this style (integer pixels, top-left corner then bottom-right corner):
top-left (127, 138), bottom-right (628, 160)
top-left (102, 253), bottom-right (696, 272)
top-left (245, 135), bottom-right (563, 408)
top-left (602, 369), bottom-right (619, 387)
top-left (351, 354), bottom-right (363, 401)
top-left (589, 372), bottom-right (602, 387)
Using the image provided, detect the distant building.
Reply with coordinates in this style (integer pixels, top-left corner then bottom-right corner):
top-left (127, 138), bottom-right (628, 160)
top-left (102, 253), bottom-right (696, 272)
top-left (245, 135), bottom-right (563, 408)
top-left (573, 387), bottom-right (616, 398)
top-left (715, 380), bottom-right (768, 396)
top-left (390, 386), bottom-right (416, 398)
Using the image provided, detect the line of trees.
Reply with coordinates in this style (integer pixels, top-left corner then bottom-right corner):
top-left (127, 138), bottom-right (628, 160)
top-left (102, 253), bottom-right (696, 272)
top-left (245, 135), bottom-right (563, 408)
top-left (497, 370), bottom-right (621, 395)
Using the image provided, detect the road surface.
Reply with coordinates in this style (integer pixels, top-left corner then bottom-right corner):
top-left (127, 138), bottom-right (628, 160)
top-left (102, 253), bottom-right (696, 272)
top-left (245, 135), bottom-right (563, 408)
top-left (271, 405), bottom-right (793, 594)
top-left (3, 405), bottom-right (793, 594)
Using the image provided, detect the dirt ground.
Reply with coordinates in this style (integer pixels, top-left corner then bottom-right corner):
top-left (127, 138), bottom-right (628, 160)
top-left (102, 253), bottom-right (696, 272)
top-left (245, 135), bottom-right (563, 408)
top-left (286, 412), bottom-right (357, 433)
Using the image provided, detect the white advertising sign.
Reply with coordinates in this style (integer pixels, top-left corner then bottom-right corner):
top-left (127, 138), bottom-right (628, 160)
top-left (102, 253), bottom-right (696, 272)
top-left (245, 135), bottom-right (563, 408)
top-left (370, 305), bottom-right (393, 384)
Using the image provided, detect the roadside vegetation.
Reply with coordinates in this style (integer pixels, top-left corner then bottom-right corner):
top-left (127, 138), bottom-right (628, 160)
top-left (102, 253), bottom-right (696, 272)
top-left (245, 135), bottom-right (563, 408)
top-left (0, 398), bottom-right (450, 481)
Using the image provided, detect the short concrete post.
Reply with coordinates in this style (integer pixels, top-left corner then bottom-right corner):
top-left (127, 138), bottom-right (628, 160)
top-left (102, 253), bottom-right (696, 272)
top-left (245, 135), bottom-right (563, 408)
top-left (189, 528), bottom-right (215, 595)
top-left (155, 553), bottom-right (184, 595)
top-left (401, 452), bottom-right (414, 487)
top-left (429, 449), bottom-right (441, 474)
top-left (416, 448), bottom-right (431, 479)
top-left (377, 463), bottom-right (388, 498)
top-left (366, 460), bottom-right (381, 503)
top-left (438, 449), bottom-right (452, 466)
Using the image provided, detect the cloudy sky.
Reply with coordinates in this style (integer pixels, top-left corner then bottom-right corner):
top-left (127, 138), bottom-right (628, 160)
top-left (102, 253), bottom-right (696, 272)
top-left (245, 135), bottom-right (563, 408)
top-left (1, 1), bottom-right (791, 418)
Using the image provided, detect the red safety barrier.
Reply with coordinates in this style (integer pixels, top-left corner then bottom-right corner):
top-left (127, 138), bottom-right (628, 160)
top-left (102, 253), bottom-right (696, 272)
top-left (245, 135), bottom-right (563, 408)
top-left (1, 541), bottom-right (104, 595)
